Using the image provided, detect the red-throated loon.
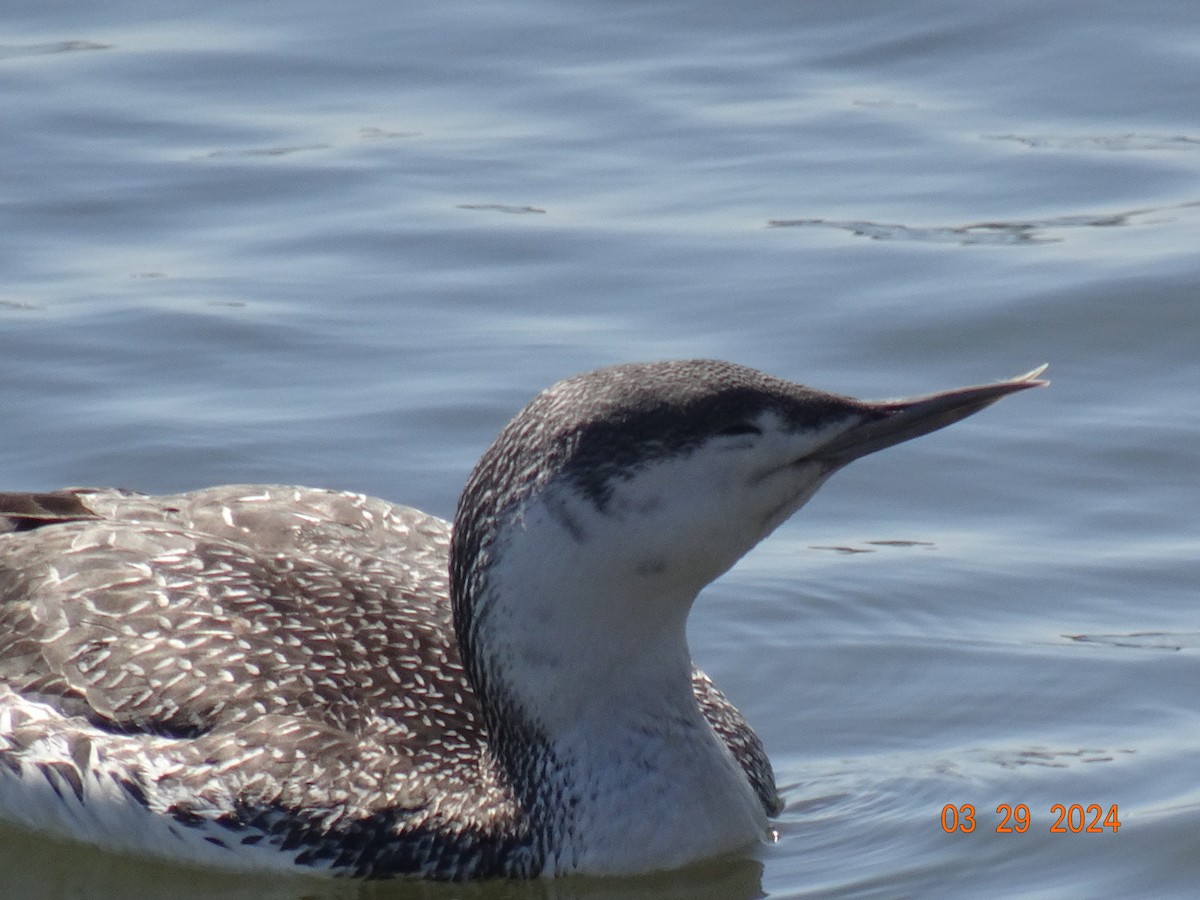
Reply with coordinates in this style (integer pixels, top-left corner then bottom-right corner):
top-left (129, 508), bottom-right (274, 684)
top-left (0, 360), bottom-right (1045, 878)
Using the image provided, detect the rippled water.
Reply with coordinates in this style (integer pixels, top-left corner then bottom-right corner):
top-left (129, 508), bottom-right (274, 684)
top-left (2, 0), bottom-right (1198, 897)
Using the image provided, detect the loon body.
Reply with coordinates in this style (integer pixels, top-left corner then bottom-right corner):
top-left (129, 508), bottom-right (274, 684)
top-left (0, 360), bottom-right (1044, 878)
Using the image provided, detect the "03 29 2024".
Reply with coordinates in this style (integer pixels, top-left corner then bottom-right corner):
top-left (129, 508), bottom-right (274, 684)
top-left (940, 803), bottom-right (1121, 834)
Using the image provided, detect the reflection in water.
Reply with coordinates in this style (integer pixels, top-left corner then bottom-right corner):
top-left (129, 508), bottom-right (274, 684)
top-left (1065, 631), bottom-right (1200, 651)
top-left (987, 133), bottom-right (1200, 152)
top-left (0, 823), bottom-right (766, 900)
top-left (768, 201), bottom-right (1200, 245)
top-left (0, 40), bottom-right (111, 59)
top-left (456, 205), bottom-right (548, 214)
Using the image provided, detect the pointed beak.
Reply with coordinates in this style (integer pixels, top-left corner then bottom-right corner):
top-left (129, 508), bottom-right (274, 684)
top-left (817, 365), bottom-right (1048, 466)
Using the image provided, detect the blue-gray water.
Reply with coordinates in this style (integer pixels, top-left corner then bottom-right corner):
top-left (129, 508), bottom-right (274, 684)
top-left (1, 0), bottom-right (1198, 897)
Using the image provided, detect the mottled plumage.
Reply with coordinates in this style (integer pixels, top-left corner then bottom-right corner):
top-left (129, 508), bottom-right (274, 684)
top-left (0, 360), bottom-right (1044, 879)
top-left (0, 490), bottom-right (774, 877)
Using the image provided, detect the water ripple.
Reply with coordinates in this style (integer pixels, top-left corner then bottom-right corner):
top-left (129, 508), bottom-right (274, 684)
top-left (768, 201), bottom-right (1200, 245)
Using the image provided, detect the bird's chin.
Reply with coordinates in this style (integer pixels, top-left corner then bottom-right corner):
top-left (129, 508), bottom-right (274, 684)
top-left (758, 469), bottom-right (835, 535)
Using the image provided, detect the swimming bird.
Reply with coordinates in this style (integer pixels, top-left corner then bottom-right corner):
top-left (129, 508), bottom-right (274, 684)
top-left (0, 360), bottom-right (1045, 879)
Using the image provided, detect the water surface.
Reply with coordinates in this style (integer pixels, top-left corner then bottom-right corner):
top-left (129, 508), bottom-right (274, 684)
top-left (2, 0), bottom-right (1198, 896)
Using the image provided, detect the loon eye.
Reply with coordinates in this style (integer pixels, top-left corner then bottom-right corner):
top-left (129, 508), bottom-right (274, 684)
top-left (716, 422), bottom-right (762, 438)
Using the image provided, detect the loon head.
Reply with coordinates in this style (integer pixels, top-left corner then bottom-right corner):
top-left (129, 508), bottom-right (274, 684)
top-left (450, 359), bottom-right (1045, 738)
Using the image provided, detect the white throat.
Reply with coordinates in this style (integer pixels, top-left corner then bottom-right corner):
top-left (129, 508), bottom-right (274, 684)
top-left (471, 484), bottom-right (771, 874)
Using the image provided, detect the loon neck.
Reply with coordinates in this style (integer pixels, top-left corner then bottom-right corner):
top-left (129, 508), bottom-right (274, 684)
top-left (451, 493), bottom-right (769, 874)
top-left (467, 572), bottom-right (767, 876)
top-left (459, 485), bottom-right (705, 735)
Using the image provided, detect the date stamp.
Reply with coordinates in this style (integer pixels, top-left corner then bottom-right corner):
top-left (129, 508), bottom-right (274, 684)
top-left (940, 803), bottom-right (1121, 834)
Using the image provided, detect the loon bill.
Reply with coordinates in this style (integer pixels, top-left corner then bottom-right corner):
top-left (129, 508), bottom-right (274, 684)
top-left (0, 360), bottom-right (1046, 879)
